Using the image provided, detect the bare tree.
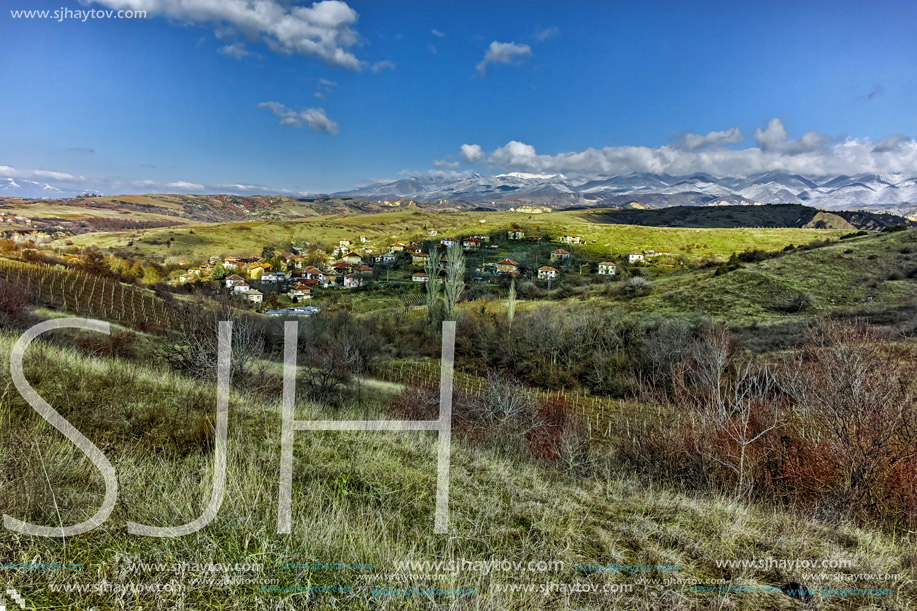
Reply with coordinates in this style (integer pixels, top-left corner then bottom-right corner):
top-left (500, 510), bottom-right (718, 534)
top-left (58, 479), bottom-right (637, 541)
top-left (678, 327), bottom-right (781, 496)
top-left (783, 321), bottom-right (917, 510)
top-left (459, 371), bottom-right (542, 442)
top-left (506, 278), bottom-right (516, 327)
top-left (154, 300), bottom-right (265, 382)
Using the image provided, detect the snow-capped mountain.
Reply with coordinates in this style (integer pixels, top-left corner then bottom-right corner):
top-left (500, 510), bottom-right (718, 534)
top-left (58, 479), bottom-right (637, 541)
top-left (0, 177), bottom-right (78, 199)
top-left (335, 171), bottom-right (917, 213)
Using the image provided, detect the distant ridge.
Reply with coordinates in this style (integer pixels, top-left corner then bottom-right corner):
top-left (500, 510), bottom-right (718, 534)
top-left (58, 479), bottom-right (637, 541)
top-left (583, 204), bottom-right (915, 231)
top-left (333, 171), bottom-right (917, 216)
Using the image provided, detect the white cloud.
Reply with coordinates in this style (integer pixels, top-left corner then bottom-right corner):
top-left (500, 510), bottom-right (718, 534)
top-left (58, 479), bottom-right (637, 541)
top-left (433, 158), bottom-right (460, 169)
top-left (532, 26), bottom-right (559, 41)
top-left (317, 78), bottom-right (337, 88)
top-left (476, 41), bottom-right (532, 76)
top-left (675, 126), bottom-right (743, 150)
top-left (0, 164), bottom-right (318, 198)
top-left (89, 0), bottom-right (363, 69)
top-left (432, 28), bottom-right (445, 37)
top-left (371, 59), bottom-right (396, 72)
top-left (456, 119), bottom-right (917, 177)
top-left (460, 143), bottom-right (485, 163)
top-left (259, 102), bottom-right (339, 133)
top-left (752, 118), bottom-right (830, 154)
top-left (218, 42), bottom-right (250, 59)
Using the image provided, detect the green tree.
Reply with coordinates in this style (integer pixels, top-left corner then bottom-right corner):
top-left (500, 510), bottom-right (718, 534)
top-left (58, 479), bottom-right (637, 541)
top-left (443, 243), bottom-right (465, 321)
top-left (213, 262), bottom-right (228, 280)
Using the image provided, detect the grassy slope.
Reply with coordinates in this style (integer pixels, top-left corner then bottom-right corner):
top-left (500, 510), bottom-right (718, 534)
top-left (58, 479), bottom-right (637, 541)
top-left (591, 230), bottom-right (917, 327)
top-left (1, 333), bottom-right (915, 610)
top-left (58, 208), bottom-right (844, 262)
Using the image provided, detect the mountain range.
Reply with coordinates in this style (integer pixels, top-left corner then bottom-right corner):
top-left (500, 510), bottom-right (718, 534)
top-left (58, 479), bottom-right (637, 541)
top-left (334, 171), bottom-right (917, 216)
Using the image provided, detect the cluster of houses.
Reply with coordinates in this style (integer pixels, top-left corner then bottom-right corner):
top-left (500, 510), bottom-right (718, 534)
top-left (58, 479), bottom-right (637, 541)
top-left (0, 212), bottom-right (31, 225)
top-left (171, 228), bottom-right (669, 303)
top-left (217, 241), bottom-right (384, 304)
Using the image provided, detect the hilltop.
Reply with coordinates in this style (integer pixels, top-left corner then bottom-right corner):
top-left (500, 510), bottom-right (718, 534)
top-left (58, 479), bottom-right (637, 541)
top-left (584, 204), bottom-right (913, 230)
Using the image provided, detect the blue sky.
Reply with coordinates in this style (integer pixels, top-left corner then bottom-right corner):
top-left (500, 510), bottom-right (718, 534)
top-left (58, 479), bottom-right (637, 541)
top-left (2, 0), bottom-right (917, 196)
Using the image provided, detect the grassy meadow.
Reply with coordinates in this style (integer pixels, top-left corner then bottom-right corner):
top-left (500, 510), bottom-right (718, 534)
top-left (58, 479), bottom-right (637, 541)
top-left (1, 330), bottom-right (915, 610)
top-left (57, 208), bottom-right (845, 262)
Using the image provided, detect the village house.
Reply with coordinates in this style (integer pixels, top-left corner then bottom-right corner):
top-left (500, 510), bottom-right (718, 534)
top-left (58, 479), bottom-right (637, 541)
top-left (288, 284), bottom-right (311, 301)
top-left (178, 268), bottom-right (201, 283)
top-left (525, 233), bottom-right (543, 242)
top-left (412, 252), bottom-right (430, 266)
top-left (537, 266), bottom-right (559, 280)
top-left (225, 274), bottom-right (246, 288)
top-left (342, 252), bottom-right (364, 265)
top-left (343, 274), bottom-right (363, 288)
top-left (506, 229), bottom-right (525, 240)
top-left (627, 253), bottom-right (645, 264)
top-left (550, 248), bottom-right (572, 262)
top-left (597, 262), bottom-right (617, 276)
top-left (405, 244), bottom-right (422, 255)
top-left (561, 235), bottom-right (582, 244)
top-left (261, 271), bottom-right (286, 283)
top-left (303, 266), bottom-right (325, 283)
top-left (242, 289), bottom-right (263, 304)
top-left (355, 264), bottom-right (374, 275)
top-left (230, 280), bottom-right (250, 294)
top-left (462, 237), bottom-right (482, 251)
top-left (374, 252), bottom-right (398, 265)
top-left (360, 236), bottom-right (370, 243)
top-left (496, 259), bottom-right (519, 275)
top-left (438, 238), bottom-right (457, 248)
top-left (388, 242), bottom-right (407, 253)
top-left (339, 239), bottom-right (352, 248)
top-left (412, 272), bottom-right (429, 283)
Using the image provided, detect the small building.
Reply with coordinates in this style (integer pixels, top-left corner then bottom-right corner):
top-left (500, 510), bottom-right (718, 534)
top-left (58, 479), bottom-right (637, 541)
top-left (496, 259), bottom-right (519, 276)
top-left (561, 235), bottom-right (582, 244)
top-left (438, 238), bottom-right (457, 248)
top-left (225, 274), bottom-right (246, 288)
top-left (288, 284), bottom-right (312, 300)
top-left (375, 252), bottom-right (398, 265)
top-left (388, 242), bottom-right (407, 253)
top-left (537, 266), bottom-right (559, 280)
top-left (342, 253), bottom-right (363, 265)
top-left (360, 236), bottom-right (370, 243)
top-left (597, 262), bottom-right (617, 276)
top-left (339, 239), bottom-right (352, 248)
top-left (506, 229), bottom-right (525, 240)
top-left (550, 249), bottom-right (571, 262)
top-left (354, 265), bottom-right (374, 275)
top-left (230, 281), bottom-right (250, 294)
top-left (303, 266), bottom-right (325, 282)
top-left (261, 271), bottom-right (286, 283)
top-left (462, 237), bottom-right (482, 251)
top-left (242, 289), bottom-right (263, 304)
top-left (627, 253), bottom-right (645, 264)
top-left (412, 252), bottom-right (430, 266)
top-left (343, 274), bottom-right (363, 288)
top-left (412, 272), bottom-right (429, 283)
